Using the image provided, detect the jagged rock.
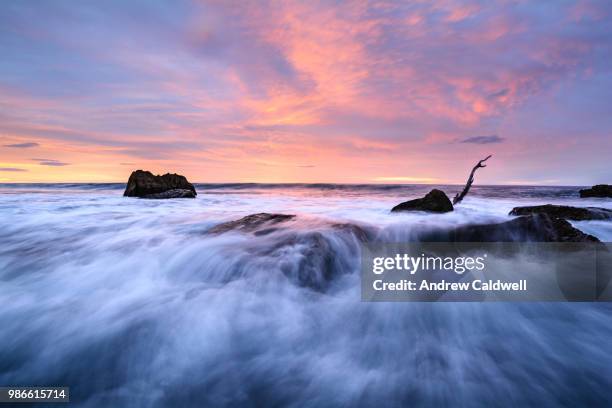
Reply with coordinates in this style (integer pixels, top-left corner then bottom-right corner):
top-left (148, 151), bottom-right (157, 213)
top-left (438, 214), bottom-right (600, 242)
top-left (123, 170), bottom-right (196, 198)
top-left (391, 189), bottom-right (454, 213)
top-left (207, 213), bottom-right (296, 234)
top-left (509, 204), bottom-right (612, 221)
top-left (580, 184), bottom-right (612, 198)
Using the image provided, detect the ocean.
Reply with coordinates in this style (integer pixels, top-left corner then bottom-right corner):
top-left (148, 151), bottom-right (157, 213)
top-left (0, 183), bottom-right (611, 407)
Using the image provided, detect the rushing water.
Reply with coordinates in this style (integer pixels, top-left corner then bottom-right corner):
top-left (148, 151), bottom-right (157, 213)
top-left (0, 184), bottom-right (611, 407)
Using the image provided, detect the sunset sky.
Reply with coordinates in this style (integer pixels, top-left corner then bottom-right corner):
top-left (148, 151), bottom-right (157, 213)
top-left (1, 0), bottom-right (611, 184)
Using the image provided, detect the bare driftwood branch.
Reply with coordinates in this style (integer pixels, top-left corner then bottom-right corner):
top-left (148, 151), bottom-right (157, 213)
top-left (453, 155), bottom-right (492, 205)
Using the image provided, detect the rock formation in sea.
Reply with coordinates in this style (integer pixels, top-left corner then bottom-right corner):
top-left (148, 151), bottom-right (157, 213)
top-left (206, 213), bottom-right (373, 291)
top-left (206, 213), bottom-right (374, 241)
top-left (207, 213), bottom-right (296, 235)
top-left (434, 214), bottom-right (600, 243)
top-left (204, 211), bottom-right (600, 293)
top-left (123, 170), bottom-right (196, 199)
top-left (391, 189), bottom-right (454, 213)
top-left (509, 204), bottom-right (612, 221)
top-left (579, 184), bottom-right (612, 198)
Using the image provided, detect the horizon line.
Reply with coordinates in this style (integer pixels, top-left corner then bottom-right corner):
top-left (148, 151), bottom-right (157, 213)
top-left (0, 181), bottom-right (595, 188)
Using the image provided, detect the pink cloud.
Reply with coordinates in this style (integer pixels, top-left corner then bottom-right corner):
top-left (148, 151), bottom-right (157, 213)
top-left (0, 0), bottom-right (610, 183)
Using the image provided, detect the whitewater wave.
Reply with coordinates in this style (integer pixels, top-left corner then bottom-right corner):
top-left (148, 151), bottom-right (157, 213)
top-left (0, 184), bottom-right (611, 407)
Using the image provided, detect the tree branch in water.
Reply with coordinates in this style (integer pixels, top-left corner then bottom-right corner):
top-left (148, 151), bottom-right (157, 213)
top-left (453, 155), bottom-right (492, 205)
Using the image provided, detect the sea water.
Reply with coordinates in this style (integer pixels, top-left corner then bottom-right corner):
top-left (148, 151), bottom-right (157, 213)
top-left (0, 184), bottom-right (611, 407)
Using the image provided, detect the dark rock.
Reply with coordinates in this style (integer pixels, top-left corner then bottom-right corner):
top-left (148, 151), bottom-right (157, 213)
top-left (509, 204), bottom-right (612, 221)
top-left (207, 213), bottom-right (296, 234)
top-left (263, 231), bottom-right (337, 291)
top-left (142, 189), bottom-right (197, 199)
top-left (439, 214), bottom-right (600, 242)
top-left (253, 228), bottom-right (363, 292)
top-left (330, 223), bottom-right (374, 242)
top-left (580, 184), bottom-right (612, 198)
top-left (123, 170), bottom-right (196, 198)
top-left (206, 214), bottom-right (369, 291)
top-left (391, 189), bottom-right (454, 213)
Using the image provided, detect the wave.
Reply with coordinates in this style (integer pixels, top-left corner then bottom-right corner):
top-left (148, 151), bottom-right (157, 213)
top-left (0, 186), bottom-right (611, 406)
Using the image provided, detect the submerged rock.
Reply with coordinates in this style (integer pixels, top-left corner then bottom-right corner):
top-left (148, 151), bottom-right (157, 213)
top-left (207, 213), bottom-right (375, 241)
top-left (256, 224), bottom-right (372, 291)
top-left (330, 223), bottom-right (374, 242)
top-left (437, 214), bottom-right (600, 243)
top-left (207, 213), bottom-right (296, 235)
top-left (123, 170), bottom-right (196, 198)
top-left (509, 204), bottom-right (612, 221)
top-left (580, 184), bottom-right (612, 198)
top-left (206, 213), bottom-right (373, 291)
top-left (260, 231), bottom-right (346, 291)
top-left (391, 189), bottom-right (454, 213)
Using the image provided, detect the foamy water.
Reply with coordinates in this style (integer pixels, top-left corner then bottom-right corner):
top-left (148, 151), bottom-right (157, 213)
top-left (0, 184), bottom-right (611, 407)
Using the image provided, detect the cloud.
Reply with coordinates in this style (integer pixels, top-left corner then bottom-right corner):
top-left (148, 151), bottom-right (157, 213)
top-left (0, 1), bottom-right (610, 183)
top-left (487, 89), bottom-right (509, 99)
top-left (3, 142), bottom-right (39, 148)
top-left (460, 135), bottom-right (505, 144)
top-left (32, 158), bottom-right (70, 166)
top-left (0, 167), bottom-right (27, 172)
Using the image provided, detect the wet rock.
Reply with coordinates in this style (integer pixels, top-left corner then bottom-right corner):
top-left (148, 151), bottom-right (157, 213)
top-left (206, 214), bottom-right (372, 291)
top-left (391, 189), bottom-right (453, 213)
top-left (509, 204), bottom-right (612, 221)
top-left (123, 170), bottom-right (196, 198)
top-left (254, 229), bottom-right (361, 292)
top-left (143, 189), bottom-right (198, 199)
top-left (207, 213), bottom-right (296, 234)
top-left (439, 214), bottom-right (600, 243)
top-left (580, 184), bottom-right (612, 198)
top-left (330, 223), bottom-right (375, 242)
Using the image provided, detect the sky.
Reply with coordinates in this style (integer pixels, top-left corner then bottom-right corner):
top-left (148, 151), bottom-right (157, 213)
top-left (0, 0), bottom-right (611, 184)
